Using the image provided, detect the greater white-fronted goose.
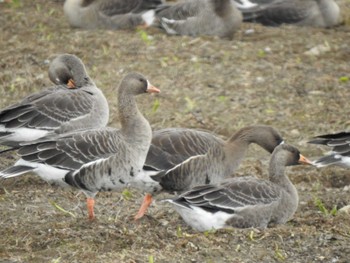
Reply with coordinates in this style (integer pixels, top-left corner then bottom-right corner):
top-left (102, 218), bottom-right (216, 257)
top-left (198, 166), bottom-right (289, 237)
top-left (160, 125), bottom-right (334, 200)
top-left (63, 0), bottom-right (161, 30)
top-left (233, 0), bottom-right (342, 28)
top-left (135, 125), bottom-right (284, 219)
top-left (164, 143), bottom-right (313, 231)
top-left (309, 131), bottom-right (350, 167)
top-left (0, 54), bottom-right (109, 147)
top-left (0, 72), bottom-right (161, 220)
top-left (154, 0), bottom-right (242, 39)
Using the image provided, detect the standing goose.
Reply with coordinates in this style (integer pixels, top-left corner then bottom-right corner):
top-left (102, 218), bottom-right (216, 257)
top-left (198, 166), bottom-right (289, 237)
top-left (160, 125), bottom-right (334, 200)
top-left (154, 0), bottom-right (242, 39)
top-left (135, 125), bottom-right (284, 219)
top-left (0, 72), bottom-right (161, 220)
top-left (0, 54), bottom-right (109, 147)
top-left (164, 143), bottom-right (313, 231)
top-left (309, 131), bottom-right (350, 167)
top-left (233, 0), bottom-right (341, 28)
top-left (63, 0), bottom-right (161, 30)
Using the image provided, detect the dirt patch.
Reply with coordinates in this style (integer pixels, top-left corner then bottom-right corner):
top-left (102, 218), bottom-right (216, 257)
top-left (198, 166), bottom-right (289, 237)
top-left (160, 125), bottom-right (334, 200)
top-left (0, 0), bottom-right (350, 262)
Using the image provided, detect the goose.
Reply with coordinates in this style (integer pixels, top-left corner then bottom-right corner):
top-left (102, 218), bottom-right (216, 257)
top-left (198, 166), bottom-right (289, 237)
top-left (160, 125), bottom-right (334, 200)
top-left (309, 131), bottom-right (350, 167)
top-left (63, 0), bottom-right (162, 30)
top-left (0, 54), bottom-right (109, 148)
top-left (163, 143), bottom-right (313, 231)
top-left (134, 125), bottom-right (284, 219)
top-left (154, 0), bottom-right (242, 39)
top-left (233, 0), bottom-right (342, 28)
top-left (0, 72), bottom-right (161, 220)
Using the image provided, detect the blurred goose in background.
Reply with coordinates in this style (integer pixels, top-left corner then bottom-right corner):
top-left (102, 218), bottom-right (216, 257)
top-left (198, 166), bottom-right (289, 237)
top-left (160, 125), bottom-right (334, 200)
top-left (63, 0), bottom-right (162, 29)
top-left (0, 54), bottom-right (109, 148)
top-left (154, 0), bottom-right (242, 39)
top-left (233, 0), bottom-right (342, 28)
top-left (309, 131), bottom-right (350, 167)
top-left (0, 73), bottom-right (161, 220)
top-left (134, 125), bottom-right (284, 219)
top-left (164, 143), bottom-right (313, 231)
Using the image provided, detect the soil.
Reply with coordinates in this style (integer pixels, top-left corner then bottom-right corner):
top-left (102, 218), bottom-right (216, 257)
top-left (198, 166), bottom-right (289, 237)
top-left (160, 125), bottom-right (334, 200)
top-left (0, 0), bottom-right (350, 262)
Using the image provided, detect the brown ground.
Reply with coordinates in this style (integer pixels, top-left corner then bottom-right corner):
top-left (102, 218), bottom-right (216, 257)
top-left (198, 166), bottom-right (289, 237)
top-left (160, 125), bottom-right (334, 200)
top-left (1, 0), bottom-right (350, 262)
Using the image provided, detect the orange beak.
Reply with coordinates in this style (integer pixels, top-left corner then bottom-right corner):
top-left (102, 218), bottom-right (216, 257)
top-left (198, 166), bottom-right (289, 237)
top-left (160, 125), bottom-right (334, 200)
top-left (146, 81), bottom-right (160, 93)
top-left (67, 79), bottom-right (76, 89)
top-left (298, 154), bottom-right (313, 165)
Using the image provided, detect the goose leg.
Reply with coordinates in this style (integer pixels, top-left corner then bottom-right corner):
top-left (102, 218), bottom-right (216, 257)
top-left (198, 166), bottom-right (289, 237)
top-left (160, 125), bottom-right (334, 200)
top-left (134, 193), bottom-right (153, 220)
top-left (87, 197), bottom-right (95, 220)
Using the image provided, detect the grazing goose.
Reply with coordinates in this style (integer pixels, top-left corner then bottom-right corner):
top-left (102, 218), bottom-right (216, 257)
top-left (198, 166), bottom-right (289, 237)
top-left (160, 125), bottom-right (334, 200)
top-left (135, 125), bottom-right (284, 219)
top-left (0, 72), bottom-right (161, 220)
top-left (154, 0), bottom-right (242, 39)
top-left (233, 0), bottom-right (342, 28)
top-left (309, 131), bottom-right (350, 167)
top-left (0, 54), bottom-right (109, 148)
top-left (63, 0), bottom-right (161, 30)
top-left (164, 143), bottom-right (313, 231)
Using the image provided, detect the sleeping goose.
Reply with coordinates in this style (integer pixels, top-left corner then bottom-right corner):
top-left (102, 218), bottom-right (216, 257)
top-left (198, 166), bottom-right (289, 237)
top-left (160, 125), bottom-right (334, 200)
top-left (135, 125), bottom-right (284, 219)
top-left (0, 72), bottom-right (161, 220)
top-left (309, 131), bottom-right (350, 167)
top-left (0, 54), bottom-right (109, 148)
top-left (164, 143), bottom-right (313, 231)
top-left (63, 0), bottom-right (161, 30)
top-left (154, 0), bottom-right (242, 39)
top-left (233, 0), bottom-right (342, 28)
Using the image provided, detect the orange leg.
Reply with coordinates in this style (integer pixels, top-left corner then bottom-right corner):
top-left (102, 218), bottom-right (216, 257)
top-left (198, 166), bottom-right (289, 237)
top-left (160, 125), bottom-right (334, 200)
top-left (87, 197), bottom-right (95, 220)
top-left (134, 193), bottom-right (153, 220)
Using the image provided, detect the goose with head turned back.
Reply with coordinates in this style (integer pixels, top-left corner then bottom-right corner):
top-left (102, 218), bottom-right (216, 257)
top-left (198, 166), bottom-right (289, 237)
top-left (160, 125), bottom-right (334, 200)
top-left (164, 143), bottom-right (313, 231)
top-left (63, 0), bottom-right (162, 30)
top-left (0, 72), bottom-right (161, 220)
top-left (233, 0), bottom-right (342, 28)
top-left (135, 125), bottom-right (284, 219)
top-left (155, 0), bottom-right (242, 39)
top-left (0, 54), bottom-right (109, 148)
top-left (308, 131), bottom-right (350, 168)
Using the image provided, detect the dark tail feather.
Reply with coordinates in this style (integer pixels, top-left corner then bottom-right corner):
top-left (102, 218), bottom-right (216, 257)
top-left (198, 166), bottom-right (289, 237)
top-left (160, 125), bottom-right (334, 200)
top-left (0, 146), bottom-right (19, 154)
top-left (0, 165), bottom-right (35, 179)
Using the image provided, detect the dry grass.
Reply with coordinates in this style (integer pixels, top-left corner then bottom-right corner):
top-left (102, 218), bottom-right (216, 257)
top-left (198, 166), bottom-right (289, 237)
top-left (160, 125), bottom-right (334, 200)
top-left (1, 0), bottom-right (350, 262)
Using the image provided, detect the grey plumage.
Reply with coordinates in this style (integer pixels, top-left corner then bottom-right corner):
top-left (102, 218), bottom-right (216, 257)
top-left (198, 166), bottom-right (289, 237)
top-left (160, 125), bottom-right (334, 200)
top-left (63, 0), bottom-right (160, 29)
top-left (149, 125), bottom-right (284, 193)
top-left (0, 54), bottom-right (109, 147)
top-left (145, 128), bottom-right (224, 171)
top-left (233, 0), bottom-right (342, 27)
top-left (165, 144), bottom-right (312, 231)
top-left (0, 72), bottom-right (161, 219)
top-left (309, 131), bottom-right (350, 167)
top-left (155, 0), bottom-right (242, 39)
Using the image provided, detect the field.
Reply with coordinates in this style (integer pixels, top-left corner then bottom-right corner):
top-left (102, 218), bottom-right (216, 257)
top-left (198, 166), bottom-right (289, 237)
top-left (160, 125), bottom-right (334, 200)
top-left (0, 0), bottom-right (350, 262)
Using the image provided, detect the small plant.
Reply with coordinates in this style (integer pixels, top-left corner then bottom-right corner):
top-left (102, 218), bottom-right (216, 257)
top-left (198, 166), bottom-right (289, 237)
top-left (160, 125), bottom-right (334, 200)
top-left (314, 197), bottom-right (337, 216)
top-left (248, 230), bottom-right (255, 241)
top-left (184, 96), bottom-right (195, 112)
top-left (49, 200), bottom-right (76, 217)
top-left (258, 49), bottom-right (266, 58)
top-left (274, 243), bottom-right (286, 261)
top-left (339, 76), bottom-right (349, 83)
top-left (51, 257), bottom-right (61, 263)
top-left (137, 29), bottom-right (152, 45)
top-left (176, 225), bottom-right (183, 238)
top-left (148, 255), bottom-right (154, 263)
top-left (4, 0), bottom-right (21, 8)
top-left (152, 98), bottom-right (160, 112)
top-left (121, 189), bottom-right (132, 200)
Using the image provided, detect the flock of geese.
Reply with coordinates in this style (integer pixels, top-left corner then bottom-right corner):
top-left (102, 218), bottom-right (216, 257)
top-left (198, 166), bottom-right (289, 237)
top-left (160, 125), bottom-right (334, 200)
top-left (62, 0), bottom-right (343, 39)
top-left (0, 0), bottom-right (347, 232)
top-left (1, 53), bottom-right (348, 231)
